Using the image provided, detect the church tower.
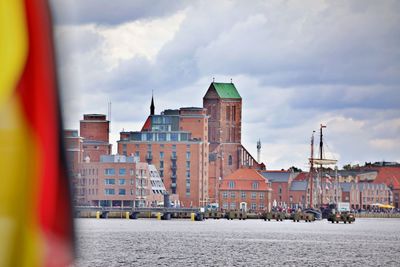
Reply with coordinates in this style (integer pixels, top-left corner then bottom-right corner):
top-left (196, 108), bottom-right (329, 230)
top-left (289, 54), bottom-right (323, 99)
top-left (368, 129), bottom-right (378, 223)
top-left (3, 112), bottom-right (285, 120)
top-left (203, 82), bottom-right (242, 145)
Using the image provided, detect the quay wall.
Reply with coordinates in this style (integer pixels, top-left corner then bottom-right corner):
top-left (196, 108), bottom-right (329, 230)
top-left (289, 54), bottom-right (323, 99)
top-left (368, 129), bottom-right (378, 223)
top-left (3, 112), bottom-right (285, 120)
top-left (355, 213), bottom-right (400, 219)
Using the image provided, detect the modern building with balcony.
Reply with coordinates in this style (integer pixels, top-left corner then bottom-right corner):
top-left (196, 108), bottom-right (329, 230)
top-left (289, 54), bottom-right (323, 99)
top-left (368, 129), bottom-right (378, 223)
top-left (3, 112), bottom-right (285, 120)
top-left (117, 99), bottom-right (209, 207)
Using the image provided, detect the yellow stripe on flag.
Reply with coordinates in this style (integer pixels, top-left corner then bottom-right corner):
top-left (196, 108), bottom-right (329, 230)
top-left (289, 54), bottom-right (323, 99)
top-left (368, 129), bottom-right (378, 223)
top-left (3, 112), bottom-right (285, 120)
top-left (0, 1), bottom-right (42, 267)
top-left (0, 0), bottom-right (28, 104)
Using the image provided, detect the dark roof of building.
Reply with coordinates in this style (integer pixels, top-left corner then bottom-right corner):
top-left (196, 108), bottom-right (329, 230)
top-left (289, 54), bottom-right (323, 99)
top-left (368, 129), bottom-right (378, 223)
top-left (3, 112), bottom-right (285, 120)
top-left (180, 107), bottom-right (204, 110)
top-left (212, 82), bottom-right (241, 99)
top-left (290, 181), bottom-right (308, 191)
top-left (260, 171), bottom-right (291, 182)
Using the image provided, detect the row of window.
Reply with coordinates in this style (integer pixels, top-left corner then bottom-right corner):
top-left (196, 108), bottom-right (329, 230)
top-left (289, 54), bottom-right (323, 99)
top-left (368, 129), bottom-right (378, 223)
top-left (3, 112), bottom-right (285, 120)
top-left (222, 202), bottom-right (264, 210)
top-left (134, 151), bottom-right (191, 160)
top-left (129, 132), bottom-right (191, 142)
top-left (104, 188), bottom-right (148, 196)
top-left (103, 178), bottom-right (148, 186)
top-left (104, 188), bottom-right (125, 195)
top-left (104, 168), bottom-right (128, 176)
top-left (362, 197), bottom-right (388, 203)
top-left (222, 191), bottom-right (264, 199)
top-left (104, 178), bottom-right (136, 185)
top-left (228, 181), bottom-right (259, 189)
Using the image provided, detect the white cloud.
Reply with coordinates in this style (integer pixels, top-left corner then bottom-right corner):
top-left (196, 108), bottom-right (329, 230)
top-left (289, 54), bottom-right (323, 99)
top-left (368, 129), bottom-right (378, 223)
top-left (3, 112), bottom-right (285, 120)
top-left (97, 11), bottom-right (186, 68)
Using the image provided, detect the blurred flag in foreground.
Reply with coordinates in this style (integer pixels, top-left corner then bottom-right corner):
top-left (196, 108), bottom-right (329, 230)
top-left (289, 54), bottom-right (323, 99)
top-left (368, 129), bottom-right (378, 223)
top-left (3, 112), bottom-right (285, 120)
top-left (0, 0), bottom-right (74, 266)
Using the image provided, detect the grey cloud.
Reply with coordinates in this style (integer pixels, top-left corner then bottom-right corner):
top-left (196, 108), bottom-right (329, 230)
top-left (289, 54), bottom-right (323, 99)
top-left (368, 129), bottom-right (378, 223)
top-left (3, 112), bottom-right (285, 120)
top-left (54, 0), bottom-right (400, 169)
top-left (194, 1), bottom-right (400, 87)
top-left (50, 0), bottom-right (190, 25)
top-left (290, 86), bottom-right (400, 110)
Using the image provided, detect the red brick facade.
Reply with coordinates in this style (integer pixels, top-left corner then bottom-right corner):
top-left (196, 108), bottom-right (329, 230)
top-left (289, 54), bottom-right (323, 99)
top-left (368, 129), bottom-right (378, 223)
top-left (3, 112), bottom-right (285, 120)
top-left (203, 83), bottom-right (242, 144)
top-left (117, 107), bottom-right (209, 207)
top-left (80, 114), bottom-right (109, 143)
top-left (219, 168), bottom-right (272, 212)
top-left (79, 114), bottom-right (112, 162)
top-left (204, 83), bottom-right (262, 204)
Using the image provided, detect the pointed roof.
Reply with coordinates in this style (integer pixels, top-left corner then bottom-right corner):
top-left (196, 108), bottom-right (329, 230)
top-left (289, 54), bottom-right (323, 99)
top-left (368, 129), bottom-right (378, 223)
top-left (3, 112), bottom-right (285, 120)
top-left (204, 82), bottom-right (241, 99)
top-left (150, 95), bottom-right (155, 115)
top-left (141, 116), bottom-right (151, 131)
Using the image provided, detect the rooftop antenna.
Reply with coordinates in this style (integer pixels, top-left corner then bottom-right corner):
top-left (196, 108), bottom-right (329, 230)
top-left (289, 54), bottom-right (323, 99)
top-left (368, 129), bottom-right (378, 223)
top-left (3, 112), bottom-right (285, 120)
top-left (212, 77), bottom-right (215, 82)
top-left (108, 101), bottom-right (112, 133)
top-left (230, 78), bottom-right (233, 83)
top-left (257, 139), bottom-right (261, 163)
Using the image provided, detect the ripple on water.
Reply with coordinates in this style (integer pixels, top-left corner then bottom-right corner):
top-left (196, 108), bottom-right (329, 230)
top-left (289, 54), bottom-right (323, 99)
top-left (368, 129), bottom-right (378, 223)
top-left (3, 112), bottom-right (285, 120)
top-left (75, 218), bottom-right (400, 267)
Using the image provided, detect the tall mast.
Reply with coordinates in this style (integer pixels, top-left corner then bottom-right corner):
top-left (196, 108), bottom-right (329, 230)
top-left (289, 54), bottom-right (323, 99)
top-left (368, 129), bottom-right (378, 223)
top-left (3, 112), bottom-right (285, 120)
top-left (309, 131), bottom-right (315, 208)
top-left (318, 124), bottom-right (326, 207)
top-left (320, 124), bottom-right (326, 160)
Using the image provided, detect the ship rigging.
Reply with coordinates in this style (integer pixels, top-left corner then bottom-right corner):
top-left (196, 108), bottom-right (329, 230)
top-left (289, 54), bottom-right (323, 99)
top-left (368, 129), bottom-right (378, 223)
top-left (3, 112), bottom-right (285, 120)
top-left (307, 124), bottom-right (338, 208)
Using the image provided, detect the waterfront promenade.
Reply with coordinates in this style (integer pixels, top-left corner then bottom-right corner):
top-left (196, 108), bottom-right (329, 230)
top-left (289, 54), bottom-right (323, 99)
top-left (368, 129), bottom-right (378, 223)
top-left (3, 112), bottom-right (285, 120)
top-left (75, 218), bottom-right (400, 266)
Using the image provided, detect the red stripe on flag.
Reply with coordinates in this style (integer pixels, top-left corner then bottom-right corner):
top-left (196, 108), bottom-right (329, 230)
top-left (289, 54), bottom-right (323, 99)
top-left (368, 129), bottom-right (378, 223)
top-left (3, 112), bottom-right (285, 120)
top-left (16, 0), bottom-right (74, 265)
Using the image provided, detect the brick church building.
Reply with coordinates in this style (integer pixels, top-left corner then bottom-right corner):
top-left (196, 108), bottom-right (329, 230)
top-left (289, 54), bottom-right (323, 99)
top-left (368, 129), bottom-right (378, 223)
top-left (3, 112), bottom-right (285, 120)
top-left (203, 82), bottom-right (263, 203)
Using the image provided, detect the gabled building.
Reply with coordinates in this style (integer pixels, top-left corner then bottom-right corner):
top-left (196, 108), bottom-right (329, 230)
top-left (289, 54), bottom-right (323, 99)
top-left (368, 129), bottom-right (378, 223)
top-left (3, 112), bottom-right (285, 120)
top-left (219, 168), bottom-right (272, 212)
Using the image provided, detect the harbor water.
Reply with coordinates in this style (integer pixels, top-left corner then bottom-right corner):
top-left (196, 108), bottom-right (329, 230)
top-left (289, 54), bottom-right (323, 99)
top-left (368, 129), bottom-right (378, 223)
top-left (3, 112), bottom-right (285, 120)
top-left (75, 218), bottom-right (400, 266)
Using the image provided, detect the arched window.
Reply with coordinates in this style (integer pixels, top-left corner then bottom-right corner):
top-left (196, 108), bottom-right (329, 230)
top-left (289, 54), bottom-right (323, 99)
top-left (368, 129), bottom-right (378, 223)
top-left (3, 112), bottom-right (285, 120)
top-left (228, 155), bottom-right (233, 166)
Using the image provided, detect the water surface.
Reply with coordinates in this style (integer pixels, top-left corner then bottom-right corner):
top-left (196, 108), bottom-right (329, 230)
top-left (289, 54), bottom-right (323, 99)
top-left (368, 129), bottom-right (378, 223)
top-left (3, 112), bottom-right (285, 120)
top-left (75, 218), bottom-right (400, 266)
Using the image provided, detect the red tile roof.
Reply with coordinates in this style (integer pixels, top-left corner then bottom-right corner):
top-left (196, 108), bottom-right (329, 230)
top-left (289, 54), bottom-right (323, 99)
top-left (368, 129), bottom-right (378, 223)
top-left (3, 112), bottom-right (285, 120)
top-left (141, 116), bottom-right (151, 131)
top-left (373, 167), bottom-right (400, 189)
top-left (293, 172), bottom-right (309, 181)
top-left (220, 168), bottom-right (271, 191)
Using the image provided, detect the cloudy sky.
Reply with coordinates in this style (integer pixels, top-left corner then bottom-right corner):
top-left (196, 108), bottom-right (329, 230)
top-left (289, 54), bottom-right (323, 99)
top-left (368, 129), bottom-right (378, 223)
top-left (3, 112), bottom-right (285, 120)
top-left (50, 0), bottom-right (400, 170)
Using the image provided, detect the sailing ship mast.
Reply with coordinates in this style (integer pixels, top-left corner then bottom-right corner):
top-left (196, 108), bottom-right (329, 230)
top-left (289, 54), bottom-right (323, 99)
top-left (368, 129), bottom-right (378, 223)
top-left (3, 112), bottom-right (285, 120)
top-left (309, 131), bottom-right (315, 208)
top-left (308, 124), bottom-right (337, 208)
